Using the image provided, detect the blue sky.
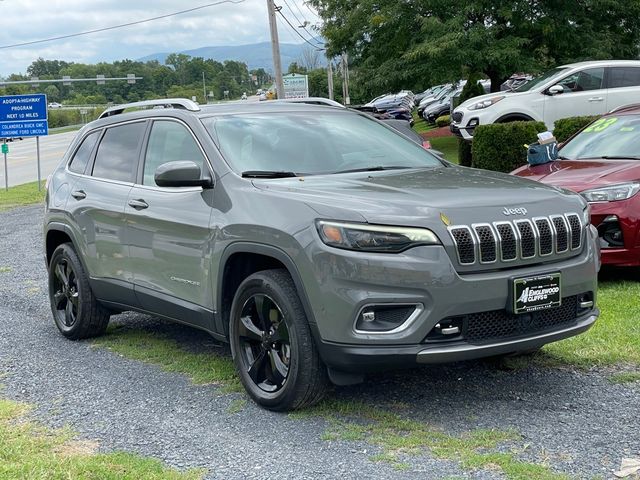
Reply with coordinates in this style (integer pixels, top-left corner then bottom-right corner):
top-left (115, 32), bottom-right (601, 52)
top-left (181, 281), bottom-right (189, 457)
top-left (0, 0), bottom-right (322, 76)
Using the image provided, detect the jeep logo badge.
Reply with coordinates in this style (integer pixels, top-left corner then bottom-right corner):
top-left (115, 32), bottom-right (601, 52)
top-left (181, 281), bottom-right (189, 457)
top-left (503, 207), bottom-right (528, 216)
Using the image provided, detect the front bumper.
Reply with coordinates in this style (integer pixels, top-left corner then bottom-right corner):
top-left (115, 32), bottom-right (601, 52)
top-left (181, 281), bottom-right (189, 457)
top-left (318, 310), bottom-right (598, 372)
top-left (590, 200), bottom-right (640, 266)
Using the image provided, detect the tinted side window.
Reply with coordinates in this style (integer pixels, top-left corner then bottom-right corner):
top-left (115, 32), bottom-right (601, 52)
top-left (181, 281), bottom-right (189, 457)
top-left (143, 121), bottom-right (205, 186)
top-left (92, 122), bottom-right (145, 182)
top-left (558, 68), bottom-right (604, 93)
top-left (608, 67), bottom-right (640, 88)
top-left (68, 131), bottom-right (100, 174)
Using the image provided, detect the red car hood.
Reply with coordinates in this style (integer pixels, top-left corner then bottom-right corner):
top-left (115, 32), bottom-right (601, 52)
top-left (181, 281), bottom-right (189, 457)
top-left (512, 159), bottom-right (640, 192)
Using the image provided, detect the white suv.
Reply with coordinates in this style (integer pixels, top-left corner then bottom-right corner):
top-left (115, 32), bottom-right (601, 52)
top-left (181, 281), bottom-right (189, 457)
top-left (451, 60), bottom-right (640, 140)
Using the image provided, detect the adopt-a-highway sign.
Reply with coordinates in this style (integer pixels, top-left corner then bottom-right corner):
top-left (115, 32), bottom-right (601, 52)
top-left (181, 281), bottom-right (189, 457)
top-left (0, 94), bottom-right (49, 138)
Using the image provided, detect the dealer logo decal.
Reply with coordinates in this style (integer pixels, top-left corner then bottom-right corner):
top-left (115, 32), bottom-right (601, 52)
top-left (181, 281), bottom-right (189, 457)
top-left (517, 285), bottom-right (560, 304)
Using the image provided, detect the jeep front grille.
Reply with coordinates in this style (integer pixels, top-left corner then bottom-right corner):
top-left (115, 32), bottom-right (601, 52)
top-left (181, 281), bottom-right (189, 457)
top-left (448, 213), bottom-right (583, 267)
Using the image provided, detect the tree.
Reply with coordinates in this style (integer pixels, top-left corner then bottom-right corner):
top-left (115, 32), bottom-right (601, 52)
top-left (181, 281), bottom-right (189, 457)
top-left (300, 46), bottom-right (322, 71)
top-left (287, 62), bottom-right (308, 74)
top-left (310, 0), bottom-right (640, 94)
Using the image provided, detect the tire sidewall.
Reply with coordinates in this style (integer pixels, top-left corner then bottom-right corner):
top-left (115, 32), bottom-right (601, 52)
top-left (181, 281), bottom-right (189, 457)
top-left (48, 244), bottom-right (86, 337)
top-left (229, 274), bottom-right (304, 409)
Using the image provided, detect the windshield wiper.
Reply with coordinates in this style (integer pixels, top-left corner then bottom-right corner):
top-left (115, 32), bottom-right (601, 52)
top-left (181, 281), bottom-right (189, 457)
top-left (242, 170), bottom-right (298, 178)
top-left (600, 155), bottom-right (640, 160)
top-left (332, 165), bottom-right (412, 174)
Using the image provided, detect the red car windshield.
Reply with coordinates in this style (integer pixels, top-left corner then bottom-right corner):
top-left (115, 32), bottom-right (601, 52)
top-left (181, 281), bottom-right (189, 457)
top-left (560, 115), bottom-right (640, 160)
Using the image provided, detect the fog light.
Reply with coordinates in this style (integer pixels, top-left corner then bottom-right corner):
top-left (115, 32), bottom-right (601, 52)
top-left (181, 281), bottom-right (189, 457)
top-left (354, 304), bottom-right (421, 333)
top-left (597, 215), bottom-right (623, 248)
top-left (468, 118), bottom-right (479, 127)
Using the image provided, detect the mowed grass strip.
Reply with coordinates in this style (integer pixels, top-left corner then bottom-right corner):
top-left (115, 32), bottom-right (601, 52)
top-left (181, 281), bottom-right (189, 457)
top-left (542, 279), bottom-right (640, 367)
top-left (291, 399), bottom-right (567, 479)
top-left (430, 136), bottom-right (459, 164)
top-left (0, 181), bottom-right (46, 211)
top-left (0, 397), bottom-right (204, 480)
top-left (92, 325), bottom-right (242, 392)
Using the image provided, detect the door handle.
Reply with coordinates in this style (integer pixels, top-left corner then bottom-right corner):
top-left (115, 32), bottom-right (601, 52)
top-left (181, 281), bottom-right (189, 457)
top-left (588, 97), bottom-right (604, 102)
top-left (128, 199), bottom-right (149, 210)
top-left (71, 190), bottom-right (86, 200)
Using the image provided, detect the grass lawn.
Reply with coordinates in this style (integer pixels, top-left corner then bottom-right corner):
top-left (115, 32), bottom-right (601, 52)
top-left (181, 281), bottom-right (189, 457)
top-left (412, 112), bottom-right (435, 134)
top-left (430, 137), bottom-right (459, 164)
top-left (0, 181), bottom-right (46, 211)
top-left (541, 273), bottom-right (640, 369)
top-left (0, 397), bottom-right (203, 479)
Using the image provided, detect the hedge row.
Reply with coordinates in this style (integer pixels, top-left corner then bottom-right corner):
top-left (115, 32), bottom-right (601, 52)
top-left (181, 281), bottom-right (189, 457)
top-left (48, 108), bottom-right (102, 129)
top-left (471, 121), bottom-right (547, 173)
top-left (435, 115), bottom-right (450, 127)
top-left (553, 115), bottom-right (600, 143)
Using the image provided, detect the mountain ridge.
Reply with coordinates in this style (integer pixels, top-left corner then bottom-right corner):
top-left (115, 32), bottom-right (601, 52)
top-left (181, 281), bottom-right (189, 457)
top-left (137, 39), bottom-right (326, 72)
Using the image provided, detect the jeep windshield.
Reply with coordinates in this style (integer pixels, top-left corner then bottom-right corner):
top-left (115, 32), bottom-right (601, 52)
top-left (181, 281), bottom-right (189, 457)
top-left (560, 115), bottom-right (640, 160)
top-left (202, 112), bottom-right (444, 176)
top-left (515, 67), bottom-right (568, 92)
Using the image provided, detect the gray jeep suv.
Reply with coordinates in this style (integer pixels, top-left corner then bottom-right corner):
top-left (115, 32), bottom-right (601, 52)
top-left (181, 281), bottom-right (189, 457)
top-left (44, 99), bottom-right (600, 411)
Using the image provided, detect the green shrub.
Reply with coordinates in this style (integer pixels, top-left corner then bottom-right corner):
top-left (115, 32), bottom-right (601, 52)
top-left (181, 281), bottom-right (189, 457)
top-left (435, 115), bottom-right (450, 128)
top-left (48, 108), bottom-right (101, 128)
top-left (553, 115), bottom-right (600, 143)
top-left (472, 121), bottom-right (546, 173)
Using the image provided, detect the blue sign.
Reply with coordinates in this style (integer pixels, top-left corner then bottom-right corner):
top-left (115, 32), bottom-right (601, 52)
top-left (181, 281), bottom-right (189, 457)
top-left (0, 94), bottom-right (48, 138)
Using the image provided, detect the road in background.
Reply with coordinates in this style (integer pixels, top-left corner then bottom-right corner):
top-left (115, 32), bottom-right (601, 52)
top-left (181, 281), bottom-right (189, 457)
top-left (0, 131), bottom-right (76, 187)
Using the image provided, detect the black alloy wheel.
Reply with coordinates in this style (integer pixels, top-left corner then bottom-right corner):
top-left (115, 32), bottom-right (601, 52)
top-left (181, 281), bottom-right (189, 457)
top-left (48, 243), bottom-right (110, 340)
top-left (237, 293), bottom-right (291, 393)
top-left (229, 269), bottom-right (328, 411)
top-left (51, 257), bottom-right (80, 328)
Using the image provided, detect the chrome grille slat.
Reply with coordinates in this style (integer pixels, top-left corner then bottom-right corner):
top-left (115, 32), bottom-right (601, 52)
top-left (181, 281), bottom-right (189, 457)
top-left (449, 213), bottom-right (582, 266)
top-left (473, 224), bottom-right (497, 263)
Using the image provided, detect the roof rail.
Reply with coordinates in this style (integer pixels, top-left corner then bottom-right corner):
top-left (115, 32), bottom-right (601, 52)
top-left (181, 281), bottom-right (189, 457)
top-left (608, 103), bottom-right (640, 115)
top-left (273, 97), bottom-right (345, 108)
top-left (98, 98), bottom-right (201, 119)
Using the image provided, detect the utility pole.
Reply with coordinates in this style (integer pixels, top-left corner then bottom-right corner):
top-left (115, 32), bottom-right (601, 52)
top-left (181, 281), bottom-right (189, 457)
top-left (267, 0), bottom-right (285, 99)
top-left (341, 53), bottom-right (350, 105)
top-left (327, 58), bottom-right (334, 100)
top-left (202, 72), bottom-right (207, 104)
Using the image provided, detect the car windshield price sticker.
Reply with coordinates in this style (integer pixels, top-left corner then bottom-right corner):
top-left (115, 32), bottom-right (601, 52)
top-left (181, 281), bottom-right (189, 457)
top-left (0, 94), bottom-right (49, 138)
top-left (513, 273), bottom-right (561, 314)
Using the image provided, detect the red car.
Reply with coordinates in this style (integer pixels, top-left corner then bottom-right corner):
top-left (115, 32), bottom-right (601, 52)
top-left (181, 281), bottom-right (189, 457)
top-left (512, 104), bottom-right (640, 266)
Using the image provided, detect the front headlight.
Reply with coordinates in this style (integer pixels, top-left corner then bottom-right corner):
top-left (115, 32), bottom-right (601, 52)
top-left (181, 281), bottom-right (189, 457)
top-left (316, 221), bottom-right (440, 253)
top-left (580, 182), bottom-right (640, 203)
top-left (467, 96), bottom-right (505, 110)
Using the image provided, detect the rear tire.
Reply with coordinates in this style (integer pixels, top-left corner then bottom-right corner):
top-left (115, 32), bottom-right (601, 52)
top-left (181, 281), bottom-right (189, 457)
top-left (229, 269), bottom-right (329, 411)
top-left (48, 243), bottom-right (110, 340)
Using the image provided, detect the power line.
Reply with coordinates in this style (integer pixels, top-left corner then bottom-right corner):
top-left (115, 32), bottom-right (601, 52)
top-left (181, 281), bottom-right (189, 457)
top-left (0, 0), bottom-right (245, 50)
top-left (276, 7), bottom-right (324, 50)
top-left (281, 0), bottom-right (322, 46)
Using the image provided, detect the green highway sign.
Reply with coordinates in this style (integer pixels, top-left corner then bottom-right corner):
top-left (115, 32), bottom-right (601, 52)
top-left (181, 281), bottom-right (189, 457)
top-left (1, 143), bottom-right (8, 154)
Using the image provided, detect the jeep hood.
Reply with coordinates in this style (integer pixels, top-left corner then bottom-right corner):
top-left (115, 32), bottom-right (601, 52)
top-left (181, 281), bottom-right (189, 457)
top-left (512, 159), bottom-right (640, 193)
top-left (252, 166), bottom-right (584, 227)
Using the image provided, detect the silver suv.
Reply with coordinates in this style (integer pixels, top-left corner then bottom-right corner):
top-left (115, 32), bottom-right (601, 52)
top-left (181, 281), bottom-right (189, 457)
top-left (44, 99), bottom-right (600, 411)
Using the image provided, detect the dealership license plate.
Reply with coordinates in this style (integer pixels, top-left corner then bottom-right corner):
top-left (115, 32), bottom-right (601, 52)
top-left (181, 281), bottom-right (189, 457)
top-left (512, 273), bottom-right (561, 314)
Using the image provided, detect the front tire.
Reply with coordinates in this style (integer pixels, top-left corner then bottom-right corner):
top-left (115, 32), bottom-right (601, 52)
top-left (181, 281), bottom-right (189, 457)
top-left (48, 243), bottom-right (110, 340)
top-left (229, 269), bottom-right (328, 411)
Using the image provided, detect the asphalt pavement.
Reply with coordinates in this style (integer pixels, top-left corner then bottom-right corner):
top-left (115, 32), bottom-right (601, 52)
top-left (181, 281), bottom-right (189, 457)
top-left (0, 131), bottom-right (76, 187)
top-left (0, 205), bottom-right (638, 479)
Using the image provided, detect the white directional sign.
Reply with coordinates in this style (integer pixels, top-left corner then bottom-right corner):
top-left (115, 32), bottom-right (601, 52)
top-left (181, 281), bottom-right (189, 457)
top-left (282, 74), bottom-right (309, 99)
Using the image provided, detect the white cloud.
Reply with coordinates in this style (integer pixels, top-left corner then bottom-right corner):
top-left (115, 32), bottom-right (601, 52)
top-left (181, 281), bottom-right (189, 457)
top-left (0, 0), bottom-right (319, 76)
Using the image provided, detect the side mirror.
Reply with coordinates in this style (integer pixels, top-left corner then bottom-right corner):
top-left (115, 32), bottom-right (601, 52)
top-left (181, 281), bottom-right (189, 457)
top-left (154, 161), bottom-right (213, 188)
top-left (547, 84), bottom-right (564, 96)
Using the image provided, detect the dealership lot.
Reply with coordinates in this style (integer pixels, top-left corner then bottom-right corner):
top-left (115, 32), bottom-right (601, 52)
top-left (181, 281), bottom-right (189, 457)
top-left (1, 205), bottom-right (639, 479)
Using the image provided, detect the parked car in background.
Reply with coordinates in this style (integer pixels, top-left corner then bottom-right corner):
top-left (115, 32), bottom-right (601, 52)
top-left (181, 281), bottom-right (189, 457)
top-left (417, 84), bottom-right (454, 117)
top-left (512, 104), bottom-right (640, 266)
top-left (414, 85), bottom-right (446, 104)
top-left (501, 74), bottom-right (533, 91)
top-left (451, 60), bottom-right (640, 140)
top-left (48, 102), bottom-right (62, 109)
top-left (423, 87), bottom-right (462, 123)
